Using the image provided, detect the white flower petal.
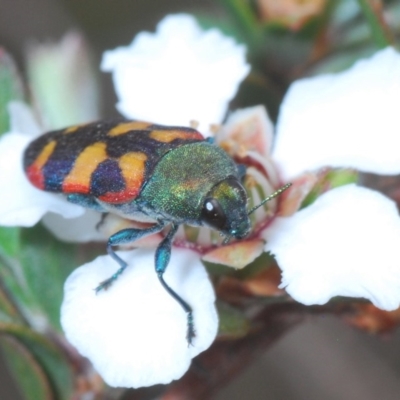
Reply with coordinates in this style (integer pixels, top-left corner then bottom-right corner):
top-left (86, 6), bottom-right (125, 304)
top-left (273, 47), bottom-right (400, 179)
top-left (264, 184), bottom-right (400, 310)
top-left (0, 132), bottom-right (84, 226)
top-left (101, 14), bottom-right (250, 132)
top-left (42, 210), bottom-right (106, 243)
top-left (61, 248), bottom-right (218, 388)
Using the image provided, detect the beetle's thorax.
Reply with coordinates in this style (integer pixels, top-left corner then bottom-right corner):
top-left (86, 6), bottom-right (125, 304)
top-left (137, 142), bottom-right (240, 224)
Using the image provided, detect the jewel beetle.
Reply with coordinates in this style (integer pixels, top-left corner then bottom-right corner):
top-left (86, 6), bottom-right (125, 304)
top-left (23, 119), bottom-right (290, 344)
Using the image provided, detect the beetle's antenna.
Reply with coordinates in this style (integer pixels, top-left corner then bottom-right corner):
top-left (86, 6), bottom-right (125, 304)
top-left (247, 183), bottom-right (292, 216)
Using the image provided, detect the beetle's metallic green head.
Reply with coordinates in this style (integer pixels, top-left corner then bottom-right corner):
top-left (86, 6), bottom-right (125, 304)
top-left (200, 176), bottom-right (250, 239)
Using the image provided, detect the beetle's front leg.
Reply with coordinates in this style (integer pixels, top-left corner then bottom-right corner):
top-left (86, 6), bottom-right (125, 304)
top-left (155, 223), bottom-right (195, 345)
top-left (96, 222), bottom-right (166, 293)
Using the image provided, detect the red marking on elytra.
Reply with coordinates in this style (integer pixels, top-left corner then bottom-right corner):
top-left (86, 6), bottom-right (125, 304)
top-left (98, 188), bottom-right (140, 204)
top-left (26, 165), bottom-right (45, 190)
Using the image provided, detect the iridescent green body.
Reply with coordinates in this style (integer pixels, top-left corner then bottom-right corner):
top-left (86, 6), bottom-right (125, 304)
top-left (139, 142), bottom-right (243, 223)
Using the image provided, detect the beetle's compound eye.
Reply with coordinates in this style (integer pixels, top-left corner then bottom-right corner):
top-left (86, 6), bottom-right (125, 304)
top-left (201, 198), bottom-right (227, 231)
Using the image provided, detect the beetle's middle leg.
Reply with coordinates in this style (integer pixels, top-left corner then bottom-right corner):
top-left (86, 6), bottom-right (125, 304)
top-left (95, 222), bottom-right (166, 293)
top-left (155, 223), bottom-right (195, 345)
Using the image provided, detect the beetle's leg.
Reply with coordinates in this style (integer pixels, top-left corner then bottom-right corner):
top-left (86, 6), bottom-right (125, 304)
top-left (67, 194), bottom-right (106, 212)
top-left (95, 222), bottom-right (166, 293)
top-left (155, 223), bottom-right (195, 345)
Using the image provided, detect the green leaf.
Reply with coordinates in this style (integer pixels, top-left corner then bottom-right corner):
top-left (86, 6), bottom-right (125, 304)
top-left (0, 286), bottom-right (22, 324)
top-left (197, 15), bottom-right (246, 43)
top-left (0, 323), bottom-right (74, 399)
top-left (0, 227), bottom-right (24, 323)
top-left (0, 335), bottom-right (53, 400)
top-left (0, 239), bottom-right (47, 328)
top-left (19, 224), bottom-right (80, 330)
top-left (0, 223), bottom-right (82, 332)
top-left (0, 48), bottom-right (25, 136)
top-left (0, 226), bottom-right (20, 258)
top-left (218, 0), bottom-right (265, 52)
top-left (0, 222), bottom-right (99, 334)
top-left (357, 0), bottom-right (394, 48)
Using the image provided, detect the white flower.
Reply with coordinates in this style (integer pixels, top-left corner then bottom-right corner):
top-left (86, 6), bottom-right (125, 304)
top-left (61, 248), bottom-right (218, 388)
top-left (267, 47), bottom-right (400, 310)
top-left (101, 13), bottom-right (250, 132)
top-left (265, 185), bottom-right (400, 310)
top-left (273, 47), bottom-right (400, 178)
top-left (0, 102), bottom-right (85, 227)
top-left (3, 10), bottom-right (400, 390)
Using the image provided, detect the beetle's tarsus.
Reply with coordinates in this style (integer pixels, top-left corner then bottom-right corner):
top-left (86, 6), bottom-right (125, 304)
top-left (186, 311), bottom-right (196, 346)
top-left (95, 266), bottom-right (127, 293)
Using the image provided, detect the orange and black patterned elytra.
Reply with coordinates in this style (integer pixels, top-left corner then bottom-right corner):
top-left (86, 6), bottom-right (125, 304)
top-left (23, 120), bottom-right (205, 204)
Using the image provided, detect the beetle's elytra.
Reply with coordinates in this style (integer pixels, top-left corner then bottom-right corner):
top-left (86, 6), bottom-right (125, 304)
top-left (23, 119), bottom-right (290, 344)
